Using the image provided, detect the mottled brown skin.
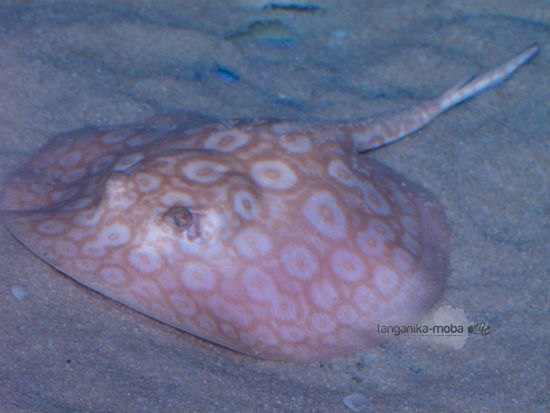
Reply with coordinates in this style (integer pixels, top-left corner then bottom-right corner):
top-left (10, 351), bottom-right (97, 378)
top-left (0, 45), bottom-right (537, 361)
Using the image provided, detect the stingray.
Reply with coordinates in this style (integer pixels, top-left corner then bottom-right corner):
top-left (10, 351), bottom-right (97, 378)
top-left (0, 44), bottom-right (538, 362)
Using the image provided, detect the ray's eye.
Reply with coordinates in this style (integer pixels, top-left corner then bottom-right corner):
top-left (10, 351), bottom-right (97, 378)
top-left (163, 205), bottom-right (193, 229)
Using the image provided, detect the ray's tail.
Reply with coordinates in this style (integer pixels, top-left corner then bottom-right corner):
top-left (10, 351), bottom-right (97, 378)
top-left (350, 44), bottom-right (539, 152)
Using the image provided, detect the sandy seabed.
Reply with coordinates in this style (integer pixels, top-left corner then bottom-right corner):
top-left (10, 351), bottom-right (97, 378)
top-left (0, 1), bottom-right (548, 411)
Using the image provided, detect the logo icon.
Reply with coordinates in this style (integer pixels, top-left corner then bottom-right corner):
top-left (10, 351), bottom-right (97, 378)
top-left (467, 321), bottom-right (491, 336)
